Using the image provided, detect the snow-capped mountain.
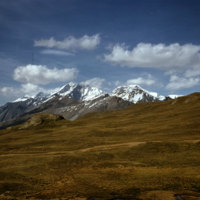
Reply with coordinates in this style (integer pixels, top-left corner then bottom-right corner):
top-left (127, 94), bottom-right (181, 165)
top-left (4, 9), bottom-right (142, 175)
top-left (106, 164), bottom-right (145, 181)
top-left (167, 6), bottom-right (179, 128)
top-left (111, 85), bottom-right (163, 103)
top-left (13, 92), bottom-right (50, 105)
top-left (0, 82), bottom-right (104, 125)
top-left (0, 92), bottom-right (51, 123)
top-left (13, 95), bottom-right (32, 103)
top-left (52, 82), bottom-right (104, 101)
top-left (0, 94), bottom-right (132, 129)
top-left (12, 82), bottom-right (104, 105)
top-left (0, 82), bottom-right (173, 128)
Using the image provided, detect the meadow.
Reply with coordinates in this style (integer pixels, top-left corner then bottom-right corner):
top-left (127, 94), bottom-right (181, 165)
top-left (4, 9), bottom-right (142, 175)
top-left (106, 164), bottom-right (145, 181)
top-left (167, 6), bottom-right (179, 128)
top-left (0, 93), bottom-right (200, 199)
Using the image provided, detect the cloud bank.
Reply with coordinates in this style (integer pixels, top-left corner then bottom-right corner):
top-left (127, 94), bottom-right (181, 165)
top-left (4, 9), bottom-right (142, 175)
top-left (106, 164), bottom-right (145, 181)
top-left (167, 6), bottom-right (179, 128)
top-left (13, 64), bottom-right (78, 85)
top-left (104, 43), bottom-right (200, 70)
top-left (34, 34), bottom-right (100, 50)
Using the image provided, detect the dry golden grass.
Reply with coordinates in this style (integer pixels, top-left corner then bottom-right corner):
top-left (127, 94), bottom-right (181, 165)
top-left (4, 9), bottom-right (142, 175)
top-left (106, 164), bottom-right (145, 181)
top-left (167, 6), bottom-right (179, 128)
top-left (0, 93), bottom-right (200, 199)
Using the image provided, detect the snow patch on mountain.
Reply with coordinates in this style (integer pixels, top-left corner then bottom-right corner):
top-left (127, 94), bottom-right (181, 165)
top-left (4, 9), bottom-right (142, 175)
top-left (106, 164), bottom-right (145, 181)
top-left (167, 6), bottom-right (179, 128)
top-left (168, 94), bottom-right (183, 99)
top-left (13, 96), bottom-right (32, 103)
top-left (81, 86), bottom-right (104, 101)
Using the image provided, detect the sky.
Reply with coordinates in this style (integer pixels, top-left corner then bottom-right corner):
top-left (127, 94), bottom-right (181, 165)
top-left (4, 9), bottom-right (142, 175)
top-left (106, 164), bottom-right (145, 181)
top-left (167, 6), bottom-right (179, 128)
top-left (1, 0), bottom-right (200, 105)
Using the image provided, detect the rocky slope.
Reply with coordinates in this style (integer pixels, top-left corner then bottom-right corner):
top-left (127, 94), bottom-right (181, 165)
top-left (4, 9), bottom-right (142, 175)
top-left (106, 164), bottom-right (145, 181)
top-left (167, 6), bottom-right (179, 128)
top-left (0, 92), bottom-right (49, 122)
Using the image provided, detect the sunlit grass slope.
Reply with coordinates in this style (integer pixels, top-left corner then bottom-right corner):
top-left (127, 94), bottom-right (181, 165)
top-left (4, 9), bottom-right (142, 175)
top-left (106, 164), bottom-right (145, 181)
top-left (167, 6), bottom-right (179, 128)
top-left (0, 93), bottom-right (200, 199)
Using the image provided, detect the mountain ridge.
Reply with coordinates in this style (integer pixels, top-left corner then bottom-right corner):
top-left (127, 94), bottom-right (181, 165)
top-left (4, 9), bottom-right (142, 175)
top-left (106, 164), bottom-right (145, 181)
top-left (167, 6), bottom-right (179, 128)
top-left (0, 82), bottom-right (174, 129)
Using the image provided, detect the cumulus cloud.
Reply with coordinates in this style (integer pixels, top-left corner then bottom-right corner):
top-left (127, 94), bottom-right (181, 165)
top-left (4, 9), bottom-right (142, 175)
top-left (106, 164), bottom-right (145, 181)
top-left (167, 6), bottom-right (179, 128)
top-left (0, 83), bottom-right (63, 100)
top-left (34, 34), bottom-right (100, 50)
top-left (20, 83), bottom-right (44, 96)
top-left (0, 84), bottom-right (42, 98)
top-left (81, 77), bottom-right (105, 89)
top-left (166, 75), bottom-right (199, 90)
top-left (104, 43), bottom-right (200, 70)
top-left (13, 64), bottom-right (78, 85)
top-left (41, 49), bottom-right (74, 56)
top-left (126, 75), bottom-right (156, 86)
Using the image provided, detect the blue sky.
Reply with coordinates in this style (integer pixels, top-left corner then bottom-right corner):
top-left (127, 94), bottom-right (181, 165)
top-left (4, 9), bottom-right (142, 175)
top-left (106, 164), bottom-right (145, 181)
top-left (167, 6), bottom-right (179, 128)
top-left (1, 0), bottom-right (200, 105)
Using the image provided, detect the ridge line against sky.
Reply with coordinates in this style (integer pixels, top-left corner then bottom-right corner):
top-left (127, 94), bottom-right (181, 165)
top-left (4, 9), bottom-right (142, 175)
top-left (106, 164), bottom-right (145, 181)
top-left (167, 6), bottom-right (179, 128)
top-left (0, 0), bottom-right (200, 104)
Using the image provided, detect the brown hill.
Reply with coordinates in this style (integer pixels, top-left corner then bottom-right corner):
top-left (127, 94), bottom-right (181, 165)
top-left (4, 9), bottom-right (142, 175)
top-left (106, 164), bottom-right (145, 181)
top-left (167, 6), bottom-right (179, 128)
top-left (0, 93), bottom-right (200, 200)
top-left (19, 113), bottom-right (64, 129)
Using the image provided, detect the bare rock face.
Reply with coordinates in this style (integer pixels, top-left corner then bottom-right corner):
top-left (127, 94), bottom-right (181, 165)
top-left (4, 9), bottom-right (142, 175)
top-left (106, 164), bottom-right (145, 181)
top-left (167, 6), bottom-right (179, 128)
top-left (57, 94), bottom-right (133, 120)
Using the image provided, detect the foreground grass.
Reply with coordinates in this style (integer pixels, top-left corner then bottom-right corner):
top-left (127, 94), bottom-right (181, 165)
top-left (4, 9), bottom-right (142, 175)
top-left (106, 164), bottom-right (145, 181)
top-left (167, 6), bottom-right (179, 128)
top-left (0, 93), bottom-right (200, 199)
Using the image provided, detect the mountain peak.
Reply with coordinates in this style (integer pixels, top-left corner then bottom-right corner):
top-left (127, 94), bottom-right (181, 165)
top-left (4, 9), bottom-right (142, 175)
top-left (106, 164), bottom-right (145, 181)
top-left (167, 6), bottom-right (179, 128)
top-left (0, 81), bottom-right (182, 128)
top-left (111, 84), bottom-right (158, 103)
top-left (12, 95), bottom-right (33, 103)
top-left (125, 84), bottom-right (142, 89)
top-left (52, 82), bottom-right (104, 101)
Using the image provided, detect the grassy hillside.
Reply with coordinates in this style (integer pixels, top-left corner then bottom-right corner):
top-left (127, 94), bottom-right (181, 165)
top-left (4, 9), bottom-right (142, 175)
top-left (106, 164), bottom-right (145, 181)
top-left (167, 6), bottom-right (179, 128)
top-left (0, 93), bottom-right (200, 199)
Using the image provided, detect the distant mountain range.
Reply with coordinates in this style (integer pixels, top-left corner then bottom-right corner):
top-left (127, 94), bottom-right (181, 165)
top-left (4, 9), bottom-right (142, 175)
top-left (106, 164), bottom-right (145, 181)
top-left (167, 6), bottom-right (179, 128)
top-left (0, 82), bottom-right (178, 129)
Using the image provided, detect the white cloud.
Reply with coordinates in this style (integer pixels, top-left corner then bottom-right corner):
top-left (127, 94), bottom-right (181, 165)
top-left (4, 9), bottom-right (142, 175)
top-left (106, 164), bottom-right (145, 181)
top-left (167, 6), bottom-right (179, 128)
top-left (13, 64), bottom-right (78, 85)
top-left (126, 75), bottom-right (156, 86)
top-left (81, 77), bottom-right (105, 89)
top-left (20, 83), bottom-right (44, 96)
top-left (113, 80), bottom-right (121, 87)
top-left (185, 66), bottom-right (200, 77)
top-left (0, 83), bottom-right (62, 100)
top-left (41, 49), bottom-right (74, 56)
top-left (0, 84), bottom-right (42, 98)
top-left (34, 34), bottom-right (100, 50)
top-left (104, 43), bottom-right (200, 70)
top-left (1, 86), bottom-right (19, 98)
top-left (166, 75), bottom-right (200, 90)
